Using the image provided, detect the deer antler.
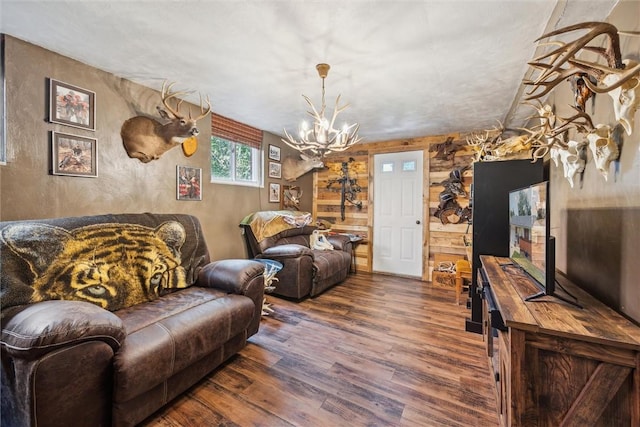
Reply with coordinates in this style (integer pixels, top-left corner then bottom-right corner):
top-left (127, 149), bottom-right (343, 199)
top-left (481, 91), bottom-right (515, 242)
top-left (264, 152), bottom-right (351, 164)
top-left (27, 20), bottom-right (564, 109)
top-left (534, 22), bottom-right (623, 69)
top-left (190, 93), bottom-right (212, 121)
top-left (553, 106), bottom-right (595, 135)
top-left (530, 105), bottom-right (595, 161)
top-left (524, 22), bottom-right (627, 100)
top-left (570, 58), bottom-right (640, 93)
top-left (161, 81), bottom-right (211, 120)
top-left (161, 81), bottom-right (189, 118)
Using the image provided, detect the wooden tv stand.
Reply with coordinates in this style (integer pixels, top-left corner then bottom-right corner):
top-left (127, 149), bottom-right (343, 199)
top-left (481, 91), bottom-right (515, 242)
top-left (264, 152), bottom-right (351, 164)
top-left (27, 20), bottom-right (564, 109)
top-left (479, 255), bottom-right (640, 427)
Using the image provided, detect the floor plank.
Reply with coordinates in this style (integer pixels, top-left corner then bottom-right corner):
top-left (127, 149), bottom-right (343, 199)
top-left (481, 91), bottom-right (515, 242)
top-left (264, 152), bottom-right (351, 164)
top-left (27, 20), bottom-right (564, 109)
top-left (141, 273), bottom-right (499, 426)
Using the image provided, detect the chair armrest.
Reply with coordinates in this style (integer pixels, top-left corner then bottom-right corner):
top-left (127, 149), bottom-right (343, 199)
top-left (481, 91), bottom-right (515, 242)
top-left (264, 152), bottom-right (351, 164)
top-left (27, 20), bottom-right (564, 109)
top-left (197, 259), bottom-right (264, 294)
top-left (326, 235), bottom-right (353, 252)
top-left (197, 259), bottom-right (265, 336)
top-left (1, 300), bottom-right (125, 359)
top-left (260, 244), bottom-right (313, 260)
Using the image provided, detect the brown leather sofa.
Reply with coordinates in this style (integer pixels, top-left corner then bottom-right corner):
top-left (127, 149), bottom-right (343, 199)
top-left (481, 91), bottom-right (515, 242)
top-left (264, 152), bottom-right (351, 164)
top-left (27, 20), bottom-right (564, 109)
top-left (240, 211), bottom-right (352, 299)
top-left (0, 213), bottom-right (265, 427)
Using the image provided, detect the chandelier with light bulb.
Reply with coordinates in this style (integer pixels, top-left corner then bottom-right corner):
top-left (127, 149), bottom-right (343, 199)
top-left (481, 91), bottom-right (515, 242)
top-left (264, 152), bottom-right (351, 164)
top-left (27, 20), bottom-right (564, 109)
top-left (282, 63), bottom-right (362, 158)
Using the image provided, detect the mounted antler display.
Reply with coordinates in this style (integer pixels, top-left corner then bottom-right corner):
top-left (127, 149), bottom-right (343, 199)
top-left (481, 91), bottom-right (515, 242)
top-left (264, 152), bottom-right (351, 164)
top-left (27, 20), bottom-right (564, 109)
top-left (465, 121), bottom-right (542, 162)
top-left (121, 81), bottom-right (211, 163)
top-left (525, 23), bottom-right (624, 98)
top-left (531, 106), bottom-right (594, 161)
top-left (524, 22), bottom-right (640, 135)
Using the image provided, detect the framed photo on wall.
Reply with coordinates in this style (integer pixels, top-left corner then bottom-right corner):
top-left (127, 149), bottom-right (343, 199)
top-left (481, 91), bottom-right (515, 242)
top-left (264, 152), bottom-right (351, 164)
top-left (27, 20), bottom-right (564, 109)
top-left (281, 185), bottom-right (302, 210)
top-left (51, 131), bottom-right (98, 177)
top-left (268, 161), bottom-right (282, 179)
top-left (177, 166), bottom-right (202, 201)
top-left (268, 144), bottom-right (281, 161)
top-left (49, 78), bottom-right (96, 131)
top-left (269, 182), bottom-right (281, 203)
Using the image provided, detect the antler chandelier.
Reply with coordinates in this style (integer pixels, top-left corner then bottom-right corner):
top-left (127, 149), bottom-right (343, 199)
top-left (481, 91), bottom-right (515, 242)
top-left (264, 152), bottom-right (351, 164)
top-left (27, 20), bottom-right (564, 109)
top-left (282, 63), bottom-right (362, 158)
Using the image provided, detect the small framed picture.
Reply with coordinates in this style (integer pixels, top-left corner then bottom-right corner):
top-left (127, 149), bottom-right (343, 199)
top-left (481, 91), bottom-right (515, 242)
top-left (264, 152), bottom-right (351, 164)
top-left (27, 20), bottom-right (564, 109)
top-left (49, 78), bottom-right (96, 131)
top-left (281, 185), bottom-right (302, 210)
top-left (51, 131), bottom-right (98, 177)
top-left (177, 166), bottom-right (202, 201)
top-left (268, 161), bottom-right (282, 179)
top-left (269, 182), bottom-right (281, 203)
top-left (268, 144), bottom-right (281, 161)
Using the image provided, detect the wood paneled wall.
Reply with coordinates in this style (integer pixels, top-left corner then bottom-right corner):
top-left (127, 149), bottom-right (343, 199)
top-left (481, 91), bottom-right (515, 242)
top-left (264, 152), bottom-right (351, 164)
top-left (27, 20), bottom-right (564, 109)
top-left (313, 135), bottom-right (475, 280)
top-left (313, 149), bottom-right (370, 272)
top-left (428, 145), bottom-right (475, 259)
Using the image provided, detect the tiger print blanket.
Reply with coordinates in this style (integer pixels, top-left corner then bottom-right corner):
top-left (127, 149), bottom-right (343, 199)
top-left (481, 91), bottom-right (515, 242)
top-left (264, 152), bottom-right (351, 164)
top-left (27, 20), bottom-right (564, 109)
top-left (0, 213), bottom-right (210, 313)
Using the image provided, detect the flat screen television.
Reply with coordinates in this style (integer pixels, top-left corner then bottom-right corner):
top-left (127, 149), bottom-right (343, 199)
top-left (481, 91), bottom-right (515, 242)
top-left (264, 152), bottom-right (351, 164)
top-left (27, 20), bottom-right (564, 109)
top-left (508, 181), bottom-right (580, 307)
top-left (508, 181), bottom-right (552, 295)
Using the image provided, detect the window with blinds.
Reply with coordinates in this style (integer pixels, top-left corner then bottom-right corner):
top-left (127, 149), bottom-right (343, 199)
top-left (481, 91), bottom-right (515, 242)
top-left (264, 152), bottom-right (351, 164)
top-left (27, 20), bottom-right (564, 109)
top-left (210, 113), bottom-right (263, 187)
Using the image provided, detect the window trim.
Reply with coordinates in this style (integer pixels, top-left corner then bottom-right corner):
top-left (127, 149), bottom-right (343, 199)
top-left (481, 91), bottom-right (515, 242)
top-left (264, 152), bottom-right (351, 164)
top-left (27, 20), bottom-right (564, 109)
top-left (210, 136), bottom-right (263, 187)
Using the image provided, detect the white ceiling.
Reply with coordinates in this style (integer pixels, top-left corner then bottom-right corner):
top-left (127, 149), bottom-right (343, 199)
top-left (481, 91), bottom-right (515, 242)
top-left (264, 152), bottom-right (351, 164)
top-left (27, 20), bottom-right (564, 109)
top-left (0, 0), bottom-right (619, 142)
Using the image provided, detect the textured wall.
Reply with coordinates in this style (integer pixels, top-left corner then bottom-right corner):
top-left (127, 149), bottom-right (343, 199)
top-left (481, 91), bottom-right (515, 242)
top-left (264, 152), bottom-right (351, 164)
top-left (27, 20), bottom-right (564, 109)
top-left (546, 0), bottom-right (639, 323)
top-left (0, 36), bottom-right (312, 260)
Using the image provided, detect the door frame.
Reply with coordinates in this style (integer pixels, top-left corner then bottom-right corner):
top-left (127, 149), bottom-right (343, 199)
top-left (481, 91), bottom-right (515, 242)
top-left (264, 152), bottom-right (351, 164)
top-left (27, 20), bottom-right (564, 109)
top-left (368, 147), bottom-right (430, 281)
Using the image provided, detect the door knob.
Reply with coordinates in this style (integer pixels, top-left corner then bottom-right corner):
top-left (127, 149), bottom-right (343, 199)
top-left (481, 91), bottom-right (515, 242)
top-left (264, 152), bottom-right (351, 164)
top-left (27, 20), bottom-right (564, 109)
top-left (416, 220), bottom-right (421, 224)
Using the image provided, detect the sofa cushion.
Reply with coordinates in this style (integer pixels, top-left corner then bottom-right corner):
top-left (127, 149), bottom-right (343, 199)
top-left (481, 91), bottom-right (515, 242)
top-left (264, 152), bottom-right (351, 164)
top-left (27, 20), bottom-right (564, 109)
top-left (112, 287), bottom-right (254, 401)
top-left (312, 250), bottom-right (352, 296)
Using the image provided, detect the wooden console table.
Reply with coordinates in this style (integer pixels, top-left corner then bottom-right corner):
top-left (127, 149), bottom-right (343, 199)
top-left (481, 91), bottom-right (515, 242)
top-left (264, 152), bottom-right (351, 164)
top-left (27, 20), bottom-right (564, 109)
top-left (480, 255), bottom-right (640, 427)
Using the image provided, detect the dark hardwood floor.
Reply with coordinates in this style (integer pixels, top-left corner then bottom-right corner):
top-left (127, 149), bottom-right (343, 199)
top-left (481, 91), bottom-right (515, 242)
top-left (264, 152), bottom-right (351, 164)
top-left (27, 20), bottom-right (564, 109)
top-left (141, 273), bottom-right (499, 426)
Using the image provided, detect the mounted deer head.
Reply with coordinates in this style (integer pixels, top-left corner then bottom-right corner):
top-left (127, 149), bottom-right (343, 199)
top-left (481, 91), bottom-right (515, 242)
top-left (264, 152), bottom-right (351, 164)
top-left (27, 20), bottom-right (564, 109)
top-left (121, 81), bottom-right (211, 163)
top-left (282, 154), bottom-right (325, 181)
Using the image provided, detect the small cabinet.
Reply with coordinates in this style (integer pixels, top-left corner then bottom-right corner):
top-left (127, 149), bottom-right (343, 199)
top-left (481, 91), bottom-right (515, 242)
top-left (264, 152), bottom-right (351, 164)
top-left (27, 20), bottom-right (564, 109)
top-left (480, 255), bottom-right (640, 427)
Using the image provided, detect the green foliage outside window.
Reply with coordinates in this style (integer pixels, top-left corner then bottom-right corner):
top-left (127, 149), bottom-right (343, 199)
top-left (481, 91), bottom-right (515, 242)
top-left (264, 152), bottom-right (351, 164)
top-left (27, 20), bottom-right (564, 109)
top-left (210, 136), bottom-right (261, 185)
top-left (211, 136), bottom-right (232, 179)
top-left (235, 143), bottom-right (253, 181)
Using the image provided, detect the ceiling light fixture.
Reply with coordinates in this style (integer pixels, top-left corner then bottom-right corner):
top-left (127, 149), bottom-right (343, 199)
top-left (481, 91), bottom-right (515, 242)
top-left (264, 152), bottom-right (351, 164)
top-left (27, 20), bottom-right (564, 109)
top-left (281, 63), bottom-right (362, 158)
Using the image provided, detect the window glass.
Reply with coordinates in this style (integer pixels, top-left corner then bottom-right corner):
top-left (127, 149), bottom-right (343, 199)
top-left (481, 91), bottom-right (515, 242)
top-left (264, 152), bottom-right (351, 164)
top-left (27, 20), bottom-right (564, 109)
top-left (403, 160), bottom-right (416, 171)
top-left (382, 162), bottom-right (394, 172)
top-left (211, 136), bottom-right (262, 186)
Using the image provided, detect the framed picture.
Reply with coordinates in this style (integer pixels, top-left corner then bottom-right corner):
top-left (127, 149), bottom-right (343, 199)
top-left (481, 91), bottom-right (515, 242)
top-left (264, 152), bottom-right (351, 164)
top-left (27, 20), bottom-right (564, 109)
top-left (269, 182), bottom-right (281, 203)
top-left (177, 166), bottom-right (202, 201)
top-left (51, 131), bottom-right (98, 177)
top-left (281, 185), bottom-right (302, 210)
top-left (49, 78), bottom-right (96, 131)
top-left (268, 161), bottom-right (282, 179)
top-left (268, 144), bottom-right (281, 161)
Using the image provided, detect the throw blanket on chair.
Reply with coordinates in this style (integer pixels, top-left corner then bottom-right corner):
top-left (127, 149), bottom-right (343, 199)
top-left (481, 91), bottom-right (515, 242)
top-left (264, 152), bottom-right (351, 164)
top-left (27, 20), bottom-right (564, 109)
top-left (0, 213), bottom-right (209, 313)
top-left (240, 210), bottom-right (312, 242)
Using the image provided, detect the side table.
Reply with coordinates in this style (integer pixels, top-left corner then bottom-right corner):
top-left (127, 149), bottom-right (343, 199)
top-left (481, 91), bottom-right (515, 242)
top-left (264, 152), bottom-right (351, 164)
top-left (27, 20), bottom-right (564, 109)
top-left (253, 259), bottom-right (283, 316)
top-left (346, 235), bottom-right (364, 274)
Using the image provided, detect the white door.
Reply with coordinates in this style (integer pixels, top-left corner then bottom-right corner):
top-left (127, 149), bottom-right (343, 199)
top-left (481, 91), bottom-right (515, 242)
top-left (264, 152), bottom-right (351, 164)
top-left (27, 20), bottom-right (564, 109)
top-left (373, 151), bottom-right (423, 277)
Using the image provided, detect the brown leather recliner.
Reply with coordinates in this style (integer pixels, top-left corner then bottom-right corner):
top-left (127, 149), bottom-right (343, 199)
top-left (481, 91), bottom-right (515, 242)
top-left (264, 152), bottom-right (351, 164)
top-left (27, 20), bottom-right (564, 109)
top-left (1, 213), bottom-right (265, 427)
top-left (240, 211), bottom-right (352, 299)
